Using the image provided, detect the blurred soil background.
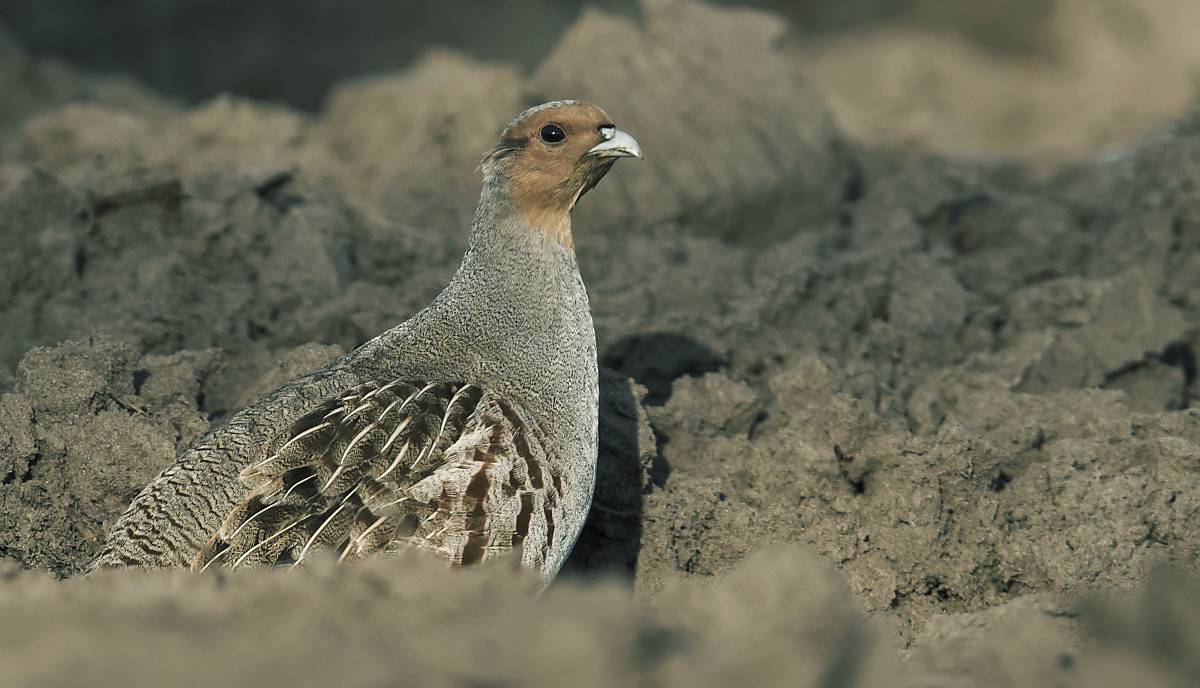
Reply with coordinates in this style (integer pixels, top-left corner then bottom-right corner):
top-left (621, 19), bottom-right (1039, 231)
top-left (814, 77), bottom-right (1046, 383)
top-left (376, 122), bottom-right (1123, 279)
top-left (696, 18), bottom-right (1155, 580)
top-left (2, 0), bottom-right (1200, 685)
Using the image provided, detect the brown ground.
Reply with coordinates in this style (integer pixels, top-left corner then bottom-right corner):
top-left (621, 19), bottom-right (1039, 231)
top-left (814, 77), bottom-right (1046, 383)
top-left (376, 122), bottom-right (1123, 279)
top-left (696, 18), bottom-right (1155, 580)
top-left (2, 0), bottom-right (1200, 685)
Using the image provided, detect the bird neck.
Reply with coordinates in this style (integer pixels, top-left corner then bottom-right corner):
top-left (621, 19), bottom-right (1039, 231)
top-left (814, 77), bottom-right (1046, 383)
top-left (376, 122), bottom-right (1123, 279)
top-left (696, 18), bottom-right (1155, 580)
top-left (366, 174), bottom-right (594, 423)
top-left (474, 166), bottom-right (575, 251)
top-left (461, 176), bottom-right (581, 290)
top-left (409, 177), bottom-right (593, 400)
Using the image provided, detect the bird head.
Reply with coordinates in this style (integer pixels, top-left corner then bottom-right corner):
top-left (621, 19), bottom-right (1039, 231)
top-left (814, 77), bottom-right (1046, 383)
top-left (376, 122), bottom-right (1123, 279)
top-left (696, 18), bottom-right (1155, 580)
top-left (481, 100), bottom-right (641, 248)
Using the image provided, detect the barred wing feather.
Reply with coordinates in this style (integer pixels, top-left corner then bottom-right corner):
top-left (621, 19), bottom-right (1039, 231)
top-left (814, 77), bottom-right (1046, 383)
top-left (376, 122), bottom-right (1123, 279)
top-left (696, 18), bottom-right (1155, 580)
top-left (194, 379), bottom-right (563, 573)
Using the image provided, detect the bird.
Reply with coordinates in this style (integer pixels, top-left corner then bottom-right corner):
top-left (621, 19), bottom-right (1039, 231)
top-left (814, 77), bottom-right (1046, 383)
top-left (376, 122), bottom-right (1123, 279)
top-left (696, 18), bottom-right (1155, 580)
top-left (89, 100), bottom-right (642, 582)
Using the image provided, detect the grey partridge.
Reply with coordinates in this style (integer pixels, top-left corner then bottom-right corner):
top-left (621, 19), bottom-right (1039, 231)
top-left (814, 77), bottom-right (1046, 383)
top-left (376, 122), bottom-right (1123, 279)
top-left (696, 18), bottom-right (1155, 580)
top-left (90, 100), bottom-right (642, 582)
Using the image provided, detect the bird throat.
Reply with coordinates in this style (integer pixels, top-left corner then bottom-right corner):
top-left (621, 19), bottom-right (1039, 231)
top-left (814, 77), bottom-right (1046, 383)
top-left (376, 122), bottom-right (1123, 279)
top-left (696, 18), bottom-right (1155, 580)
top-left (508, 176), bottom-right (578, 252)
top-left (502, 153), bottom-right (617, 252)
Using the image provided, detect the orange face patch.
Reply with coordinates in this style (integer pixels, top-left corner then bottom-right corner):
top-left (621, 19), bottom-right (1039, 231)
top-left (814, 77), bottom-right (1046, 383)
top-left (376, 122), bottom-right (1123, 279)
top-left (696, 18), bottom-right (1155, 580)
top-left (485, 102), bottom-right (622, 250)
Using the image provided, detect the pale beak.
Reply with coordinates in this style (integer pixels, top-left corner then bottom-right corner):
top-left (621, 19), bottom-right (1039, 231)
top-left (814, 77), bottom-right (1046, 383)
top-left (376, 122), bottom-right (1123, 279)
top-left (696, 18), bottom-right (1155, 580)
top-left (587, 128), bottom-right (642, 159)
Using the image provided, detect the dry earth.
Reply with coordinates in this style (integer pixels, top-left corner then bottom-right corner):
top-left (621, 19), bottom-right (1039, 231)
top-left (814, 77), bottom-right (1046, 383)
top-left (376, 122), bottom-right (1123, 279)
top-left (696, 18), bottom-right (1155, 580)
top-left (2, 0), bottom-right (1200, 685)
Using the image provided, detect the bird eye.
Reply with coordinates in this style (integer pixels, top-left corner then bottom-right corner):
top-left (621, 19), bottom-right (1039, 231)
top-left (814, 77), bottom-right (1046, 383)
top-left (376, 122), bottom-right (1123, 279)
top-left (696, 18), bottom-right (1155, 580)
top-left (539, 123), bottom-right (567, 144)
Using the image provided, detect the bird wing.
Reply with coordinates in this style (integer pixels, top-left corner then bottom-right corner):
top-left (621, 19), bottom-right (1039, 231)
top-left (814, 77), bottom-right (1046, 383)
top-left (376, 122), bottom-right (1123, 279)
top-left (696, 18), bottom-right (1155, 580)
top-left (193, 379), bottom-right (563, 573)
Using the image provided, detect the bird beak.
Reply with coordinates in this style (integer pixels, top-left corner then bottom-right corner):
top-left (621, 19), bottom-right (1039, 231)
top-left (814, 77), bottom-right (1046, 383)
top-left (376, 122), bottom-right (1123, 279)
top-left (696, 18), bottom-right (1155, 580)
top-left (586, 128), bottom-right (642, 159)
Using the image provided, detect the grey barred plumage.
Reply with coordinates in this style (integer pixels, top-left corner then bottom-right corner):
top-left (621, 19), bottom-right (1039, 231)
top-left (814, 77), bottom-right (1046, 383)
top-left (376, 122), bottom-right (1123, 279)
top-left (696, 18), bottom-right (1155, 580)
top-left (89, 101), bottom-right (641, 581)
